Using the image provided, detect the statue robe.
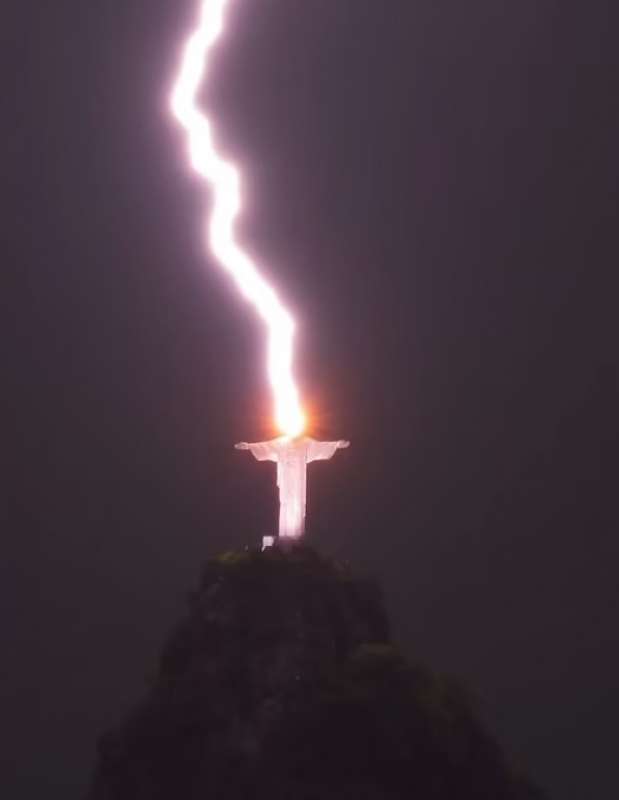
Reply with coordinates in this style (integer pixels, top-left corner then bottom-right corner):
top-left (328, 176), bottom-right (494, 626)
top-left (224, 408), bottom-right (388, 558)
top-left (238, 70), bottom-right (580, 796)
top-left (245, 437), bottom-right (342, 538)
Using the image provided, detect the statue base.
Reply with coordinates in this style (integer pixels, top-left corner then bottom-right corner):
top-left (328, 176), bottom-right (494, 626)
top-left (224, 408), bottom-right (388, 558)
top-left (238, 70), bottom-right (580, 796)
top-left (262, 535), bottom-right (301, 552)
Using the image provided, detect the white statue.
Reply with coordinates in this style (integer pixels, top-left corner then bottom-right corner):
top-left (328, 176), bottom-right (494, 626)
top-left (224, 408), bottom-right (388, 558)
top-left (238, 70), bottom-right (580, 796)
top-left (235, 437), bottom-right (350, 539)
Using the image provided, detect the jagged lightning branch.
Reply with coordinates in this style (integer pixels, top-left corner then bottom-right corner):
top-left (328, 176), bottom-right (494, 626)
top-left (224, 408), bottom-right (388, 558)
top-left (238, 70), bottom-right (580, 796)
top-left (170, 0), bottom-right (305, 437)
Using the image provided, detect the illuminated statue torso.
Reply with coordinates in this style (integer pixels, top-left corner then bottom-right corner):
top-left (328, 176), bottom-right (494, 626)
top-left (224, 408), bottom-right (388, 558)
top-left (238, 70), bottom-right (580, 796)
top-left (236, 437), bottom-right (348, 538)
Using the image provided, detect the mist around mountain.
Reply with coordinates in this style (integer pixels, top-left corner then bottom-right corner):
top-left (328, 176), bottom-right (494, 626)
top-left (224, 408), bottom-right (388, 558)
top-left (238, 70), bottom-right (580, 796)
top-left (88, 545), bottom-right (545, 799)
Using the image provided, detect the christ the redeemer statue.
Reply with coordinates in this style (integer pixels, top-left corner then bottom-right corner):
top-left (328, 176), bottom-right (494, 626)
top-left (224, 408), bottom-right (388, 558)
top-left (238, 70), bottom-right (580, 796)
top-left (235, 436), bottom-right (350, 539)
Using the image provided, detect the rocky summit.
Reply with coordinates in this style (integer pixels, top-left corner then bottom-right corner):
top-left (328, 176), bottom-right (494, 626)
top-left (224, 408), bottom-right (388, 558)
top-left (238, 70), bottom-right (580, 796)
top-left (88, 545), bottom-right (544, 799)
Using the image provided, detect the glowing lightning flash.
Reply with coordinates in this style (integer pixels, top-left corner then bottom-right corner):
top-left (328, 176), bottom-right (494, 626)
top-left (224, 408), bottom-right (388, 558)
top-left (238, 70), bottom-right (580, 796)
top-left (171, 0), bottom-right (305, 437)
top-left (171, 0), bottom-right (350, 544)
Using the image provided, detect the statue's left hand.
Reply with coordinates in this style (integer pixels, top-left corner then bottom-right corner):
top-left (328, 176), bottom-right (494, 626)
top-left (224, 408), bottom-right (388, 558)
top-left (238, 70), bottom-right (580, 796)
top-left (235, 442), bottom-right (250, 450)
top-left (338, 440), bottom-right (350, 449)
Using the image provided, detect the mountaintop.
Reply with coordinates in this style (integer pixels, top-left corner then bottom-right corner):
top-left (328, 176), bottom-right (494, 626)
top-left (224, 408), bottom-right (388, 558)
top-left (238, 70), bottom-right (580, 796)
top-left (88, 544), bottom-right (544, 799)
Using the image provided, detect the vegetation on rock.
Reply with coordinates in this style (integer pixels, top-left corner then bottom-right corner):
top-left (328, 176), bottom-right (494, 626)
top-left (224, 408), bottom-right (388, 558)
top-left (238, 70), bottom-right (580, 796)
top-left (88, 545), bottom-right (545, 799)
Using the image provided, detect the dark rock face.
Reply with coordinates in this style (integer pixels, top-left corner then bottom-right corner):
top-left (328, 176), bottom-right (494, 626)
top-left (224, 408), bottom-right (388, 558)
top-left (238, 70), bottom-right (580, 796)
top-left (88, 546), bottom-right (543, 800)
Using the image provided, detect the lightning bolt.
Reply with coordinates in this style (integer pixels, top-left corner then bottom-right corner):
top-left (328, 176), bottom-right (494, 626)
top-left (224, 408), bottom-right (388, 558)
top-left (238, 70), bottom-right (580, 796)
top-left (171, 0), bottom-right (305, 437)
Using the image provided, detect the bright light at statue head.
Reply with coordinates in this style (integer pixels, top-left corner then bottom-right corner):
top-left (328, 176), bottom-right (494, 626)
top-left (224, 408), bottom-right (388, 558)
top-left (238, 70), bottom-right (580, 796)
top-left (277, 405), bottom-right (306, 439)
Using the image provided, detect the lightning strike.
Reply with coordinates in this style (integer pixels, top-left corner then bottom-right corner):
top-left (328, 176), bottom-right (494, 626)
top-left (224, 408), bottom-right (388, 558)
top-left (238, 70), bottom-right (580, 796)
top-left (171, 0), bottom-right (349, 542)
top-left (170, 0), bottom-right (305, 437)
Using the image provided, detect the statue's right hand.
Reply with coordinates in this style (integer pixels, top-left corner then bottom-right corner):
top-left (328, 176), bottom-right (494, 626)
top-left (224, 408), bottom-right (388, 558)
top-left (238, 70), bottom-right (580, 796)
top-left (235, 442), bottom-right (250, 450)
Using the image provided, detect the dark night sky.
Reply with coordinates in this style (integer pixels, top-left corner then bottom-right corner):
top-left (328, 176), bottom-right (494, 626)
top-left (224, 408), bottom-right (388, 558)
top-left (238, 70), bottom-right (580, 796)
top-left (3, 1), bottom-right (617, 797)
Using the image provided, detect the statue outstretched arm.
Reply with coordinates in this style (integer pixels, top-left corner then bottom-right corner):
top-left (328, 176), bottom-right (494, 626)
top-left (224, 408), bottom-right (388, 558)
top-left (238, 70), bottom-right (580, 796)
top-left (307, 439), bottom-right (350, 462)
top-left (235, 441), bottom-right (278, 462)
